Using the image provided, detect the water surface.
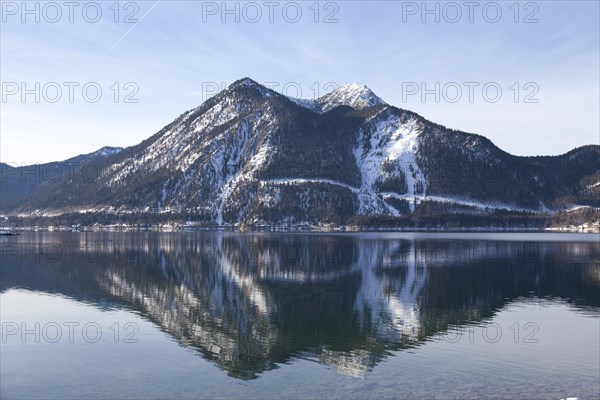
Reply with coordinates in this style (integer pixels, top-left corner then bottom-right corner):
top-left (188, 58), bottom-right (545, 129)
top-left (1, 232), bottom-right (598, 399)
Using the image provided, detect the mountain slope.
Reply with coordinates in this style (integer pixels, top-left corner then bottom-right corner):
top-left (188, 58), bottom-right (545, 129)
top-left (1, 78), bottom-right (599, 227)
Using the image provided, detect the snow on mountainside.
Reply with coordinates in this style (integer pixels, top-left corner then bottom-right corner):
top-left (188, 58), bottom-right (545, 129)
top-left (2, 77), bottom-right (599, 228)
top-left (289, 82), bottom-right (386, 113)
top-left (95, 146), bottom-right (123, 157)
top-left (317, 83), bottom-right (386, 112)
top-left (354, 109), bottom-right (426, 215)
top-left (99, 78), bottom-right (284, 220)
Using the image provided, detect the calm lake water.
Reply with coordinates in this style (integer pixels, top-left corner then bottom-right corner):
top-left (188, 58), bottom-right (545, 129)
top-left (1, 232), bottom-right (599, 399)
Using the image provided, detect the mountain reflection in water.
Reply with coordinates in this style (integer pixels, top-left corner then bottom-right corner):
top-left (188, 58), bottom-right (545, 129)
top-left (1, 232), bottom-right (598, 379)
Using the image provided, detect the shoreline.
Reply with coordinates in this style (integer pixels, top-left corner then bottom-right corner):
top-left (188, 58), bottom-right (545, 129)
top-left (3, 225), bottom-right (598, 234)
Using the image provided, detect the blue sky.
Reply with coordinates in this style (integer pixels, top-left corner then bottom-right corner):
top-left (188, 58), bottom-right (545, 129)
top-left (1, 0), bottom-right (599, 164)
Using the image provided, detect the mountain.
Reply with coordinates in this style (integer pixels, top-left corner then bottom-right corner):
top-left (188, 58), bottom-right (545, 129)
top-left (0, 146), bottom-right (123, 212)
top-left (1, 78), bottom-right (599, 228)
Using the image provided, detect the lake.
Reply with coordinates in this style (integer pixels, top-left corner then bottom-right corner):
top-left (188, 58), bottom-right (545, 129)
top-left (1, 232), bottom-right (599, 399)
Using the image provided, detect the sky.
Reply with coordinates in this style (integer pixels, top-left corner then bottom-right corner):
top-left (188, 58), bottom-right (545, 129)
top-left (1, 0), bottom-right (599, 164)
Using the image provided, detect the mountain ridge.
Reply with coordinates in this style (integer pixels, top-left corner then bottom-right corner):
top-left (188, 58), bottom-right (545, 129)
top-left (1, 78), bottom-right (599, 229)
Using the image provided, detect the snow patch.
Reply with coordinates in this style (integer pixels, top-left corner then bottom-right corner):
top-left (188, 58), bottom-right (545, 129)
top-left (587, 181), bottom-right (600, 189)
top-left (354, 112), bottom-right (427, 214)
top-left (318, 83), bottom-right (386, 113)
top-left (96, 147), bottom-right (122, 157)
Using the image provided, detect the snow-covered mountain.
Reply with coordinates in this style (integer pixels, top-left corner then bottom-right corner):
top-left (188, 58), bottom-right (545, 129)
top-left (1, 77), bottom-right (599, 227)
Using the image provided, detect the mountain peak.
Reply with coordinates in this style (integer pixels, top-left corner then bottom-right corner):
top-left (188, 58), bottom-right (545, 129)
top-left (333, 82), bottom-right (373, 94)
top-left (227, 77), bottom-right (276, 99)
top-left (316, 82), bottom-right (386, 112)
top-left (230, 77), bottom-right (261, 89)
top-left (225, 78), bottom-right (386, 113)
